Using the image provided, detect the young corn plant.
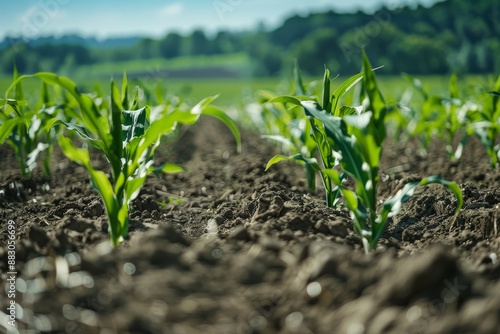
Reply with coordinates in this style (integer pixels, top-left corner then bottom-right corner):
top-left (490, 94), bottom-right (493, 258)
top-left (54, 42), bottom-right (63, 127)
top-left (468, 75), bottom-right (500, 168)
top-left (266, 62), bottom-right (364, 207)
top-left (257, 64), bottom-right (320, 192)
top-left (269, 53), bottom-right (463, 253)
top-left (6, 72), bottom-right (241, 246)
top-left (0, 68), bottom-right (62, 177)
top-left (401, 73), bottom-right (471, 162)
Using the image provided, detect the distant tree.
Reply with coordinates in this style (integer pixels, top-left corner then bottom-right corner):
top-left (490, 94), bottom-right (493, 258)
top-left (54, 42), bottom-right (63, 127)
top-left (0, 0), bottom-right (498, 76)
top-left (271, 14), bottom-right (314, 48)
top-left (159, 32), bottom-right (183, 58)
top-left (187, 29), bottom-right (211, 55)
top-left (289, 28), bottom-right (339, 75)
top-left (213, 31), bottom-right (239, 54)
top-left (245, 32), bottom-right (283, 76)
top-left (108, 47), bottom-right (135, 62)
top-left (138, 38), bottom-right (159, 59)
top-left (484, 38), bottom-right (500, 73)
top-left (392, 35), bottom-right (449, 74)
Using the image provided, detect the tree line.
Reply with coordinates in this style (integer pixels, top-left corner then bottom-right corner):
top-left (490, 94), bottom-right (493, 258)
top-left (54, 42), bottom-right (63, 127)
top-left (1, 0), bottom-right (498, 76)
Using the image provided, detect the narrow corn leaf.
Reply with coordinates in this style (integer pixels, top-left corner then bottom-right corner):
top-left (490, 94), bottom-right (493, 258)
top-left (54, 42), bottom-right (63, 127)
top-left (191, 95), bottom-right (219, 116)
top-left (305, 163), bottom-right (317, 192)
top-left (269, 96), bottom-right (302, 106)
top-left (322, 67), bottom-right (331, 112)
top-left (361, 51), bottom-right (386, 143)
top-left (110, 81), bottom-right (123, 176)
top-left (13, 66), bottom-right (24, 102)
top-left (125, 175), bottom-right (148, 204)
top-left (331, 72), bottom-right (363, 116)
top-left (201, 105), bottom-right (241, 153)
top-left (265, 153), bottom-right (319, 171)
top-left (339, 105), bottom-right (362, 116)
top-left (121, 72), bottom-right (129, 110)
top-left (293, 60), bottom-right (306, 96)
top-left (0, 118), bottom-right (21, 143)
top-left (152, 162), bottom-right (188, 174)
top-left (265, 155), bottom-right (290, 171)
top-left (0, 99), bottom-right (28, 107)
top-left (51, 119), bottom-right (107, 153)
top-left (122, 107), bottom-right (149, 143)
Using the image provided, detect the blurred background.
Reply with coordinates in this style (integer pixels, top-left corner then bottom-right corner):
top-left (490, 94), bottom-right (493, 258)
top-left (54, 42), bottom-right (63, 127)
top-left (0, 0), bottom-right (498, 104)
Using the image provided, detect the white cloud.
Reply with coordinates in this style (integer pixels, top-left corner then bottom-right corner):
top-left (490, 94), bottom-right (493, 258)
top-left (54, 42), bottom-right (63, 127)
top-left (161, 3), bottom-right (184, 17)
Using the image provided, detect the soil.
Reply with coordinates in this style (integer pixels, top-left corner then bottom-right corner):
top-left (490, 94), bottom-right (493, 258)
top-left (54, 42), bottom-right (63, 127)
top-left (1, 117), bottom-right (500, 334)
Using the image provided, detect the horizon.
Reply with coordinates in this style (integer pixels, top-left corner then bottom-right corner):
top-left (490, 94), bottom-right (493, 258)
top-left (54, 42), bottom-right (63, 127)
top-left (0, 0), bottom-right (440, 41)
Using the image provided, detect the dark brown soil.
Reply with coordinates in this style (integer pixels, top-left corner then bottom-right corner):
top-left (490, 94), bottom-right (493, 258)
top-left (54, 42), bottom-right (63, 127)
top-left (2, 117), bottom-right (500, 334)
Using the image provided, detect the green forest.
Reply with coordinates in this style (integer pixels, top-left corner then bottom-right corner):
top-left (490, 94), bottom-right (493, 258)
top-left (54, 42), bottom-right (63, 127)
top-left (0, 0), bottom-right (498, 77)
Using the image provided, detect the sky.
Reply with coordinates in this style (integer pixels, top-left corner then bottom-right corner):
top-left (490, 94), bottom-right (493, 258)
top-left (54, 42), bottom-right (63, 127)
top-left (0, 0), bottom-right (439, 40)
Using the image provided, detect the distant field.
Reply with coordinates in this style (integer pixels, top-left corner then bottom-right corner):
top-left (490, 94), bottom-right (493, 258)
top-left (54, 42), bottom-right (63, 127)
top-left (71, 53), bottom-right (252, 80)
top-left (0, 71), bottom-right (493, 108)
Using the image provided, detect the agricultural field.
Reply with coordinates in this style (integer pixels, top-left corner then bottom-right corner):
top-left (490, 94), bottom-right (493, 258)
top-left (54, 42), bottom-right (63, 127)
top-left (1, 57), bottom-right (500, 334)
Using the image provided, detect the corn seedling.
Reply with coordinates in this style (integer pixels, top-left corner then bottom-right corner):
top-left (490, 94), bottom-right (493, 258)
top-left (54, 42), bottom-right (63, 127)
top-left (257, 64), bottom-right (319, 192)
top-left (268, 53), bottom-right (463, 253)
top-left (1, 67), bottom-right (63, 177)
top-left (401, 73), bottom-right (471, 162)
top-left (266, 62), bottom-right (363, 206)
top-left (468, 75), bottom-right (500, 168)
top-left (5, 72), bottom-right (240, 246)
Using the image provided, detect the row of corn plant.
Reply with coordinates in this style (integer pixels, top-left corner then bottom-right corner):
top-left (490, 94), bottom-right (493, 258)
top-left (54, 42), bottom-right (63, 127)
top-left (395, 73), bottom-right (474, 162)
top-left (262, 63), bottom-right (364, 205)
top-left (467, 75), bottom-right (500, 168)
top-left (393, 73), bottom-right (500, 167)
top-left (254, 64), bottom-right (320, 192)
top-left (265, 53), bottom-right (463, 253)
top-left (0, 67), bottom-right (66, 177)
top-left (3, 72), bottom-right (240, 246)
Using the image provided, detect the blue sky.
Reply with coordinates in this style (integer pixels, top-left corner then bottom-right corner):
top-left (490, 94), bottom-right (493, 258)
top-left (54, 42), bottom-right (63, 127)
top-left (0, 0), bottom-right (439, 40)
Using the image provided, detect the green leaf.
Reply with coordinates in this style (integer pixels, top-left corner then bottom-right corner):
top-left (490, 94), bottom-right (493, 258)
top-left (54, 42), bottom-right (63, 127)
top-left (0, 99), bottom-right (28, 108)
top-left (361, 51), bottom-right (386, 144)
top-left (151, 162), bottom-right (188, 174)
top-left (110, 80), bottom-right (124, 176)
top-left (122, 107), bottom-right (149, 143)
top-left (269, 96), bottom-right (302, 107)
top-left (13, 65), bottom-right (24, 102)
top-left (191, 95), bottom-right (219, 116)
top-left (0, 118), bottom-right (21, 143)
top-left (331, 72), bottom-right (363, 116)
top-left (322, 67), bottom-right (331, 112)
top-left (201, 105), bottom-right (241, 153)
top-left (265, 153), bottom-right (319, 172)
top-left (449, 73), bottom-right (458, 99)
top-left (121, 72), bottom-right (129, 110)
top-left (304, 163), bottom-right (317, 192)
top-left (339, 105), bottom-right (362, 116)
top-left (52, 119), bottom-right (107, 153)
top-left (265, 155), bottom-right (291, 171)
top-left (293, 59), bottom-right (306, 96)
